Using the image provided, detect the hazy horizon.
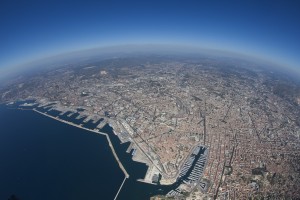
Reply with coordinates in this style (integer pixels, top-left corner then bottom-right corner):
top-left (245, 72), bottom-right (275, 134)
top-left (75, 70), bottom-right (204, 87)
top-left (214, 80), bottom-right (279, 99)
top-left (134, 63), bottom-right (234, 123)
top-left (1, 0), bottom-right (299, 79)
top-left (1, 44), bottom-right (299, 83)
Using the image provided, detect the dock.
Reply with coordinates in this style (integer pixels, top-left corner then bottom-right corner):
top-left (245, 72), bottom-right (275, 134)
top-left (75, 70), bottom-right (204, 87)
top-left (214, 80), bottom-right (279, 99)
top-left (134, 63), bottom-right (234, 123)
top-left (126, 142), bottom-right (134, 153)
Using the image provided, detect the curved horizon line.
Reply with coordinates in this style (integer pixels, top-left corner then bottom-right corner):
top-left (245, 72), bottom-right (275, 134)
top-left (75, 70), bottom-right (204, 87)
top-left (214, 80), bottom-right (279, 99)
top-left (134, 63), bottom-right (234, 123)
top-left (1, 43), bottom-right (299, 80)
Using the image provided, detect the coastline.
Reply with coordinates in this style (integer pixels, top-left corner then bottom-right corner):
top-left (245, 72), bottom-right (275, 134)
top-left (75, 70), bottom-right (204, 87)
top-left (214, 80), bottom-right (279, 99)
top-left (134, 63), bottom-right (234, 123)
top-left (9, 100), bottom-right (159, 185)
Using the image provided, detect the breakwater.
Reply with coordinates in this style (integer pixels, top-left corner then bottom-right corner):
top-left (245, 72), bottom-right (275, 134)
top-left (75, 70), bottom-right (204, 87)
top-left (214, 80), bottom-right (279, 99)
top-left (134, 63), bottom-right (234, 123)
top-left (33, 108), bottom-right (129, 200)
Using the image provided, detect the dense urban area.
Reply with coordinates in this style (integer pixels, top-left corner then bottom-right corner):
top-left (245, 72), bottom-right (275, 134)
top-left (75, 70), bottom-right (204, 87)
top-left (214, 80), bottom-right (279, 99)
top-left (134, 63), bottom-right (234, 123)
top-left (1, 55), bottom-right (300, 199)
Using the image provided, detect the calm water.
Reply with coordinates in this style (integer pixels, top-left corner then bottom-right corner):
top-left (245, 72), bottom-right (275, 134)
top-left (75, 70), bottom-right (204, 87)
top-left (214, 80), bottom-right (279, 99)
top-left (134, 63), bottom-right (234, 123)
top-left (0, 103), bottom-right (171, 200)
top-left (0, 105), bottom-right (124, 200)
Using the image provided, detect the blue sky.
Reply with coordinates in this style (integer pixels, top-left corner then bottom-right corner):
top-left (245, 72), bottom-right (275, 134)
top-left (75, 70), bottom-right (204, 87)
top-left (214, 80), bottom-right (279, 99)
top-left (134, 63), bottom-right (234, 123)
top-left (0, 0), bottom-right (299, 75)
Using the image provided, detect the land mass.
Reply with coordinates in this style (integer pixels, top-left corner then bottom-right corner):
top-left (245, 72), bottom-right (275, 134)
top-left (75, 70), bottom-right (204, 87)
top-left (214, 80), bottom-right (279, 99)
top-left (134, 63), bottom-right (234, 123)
top-left (1, 55), bottom-right (300, 199)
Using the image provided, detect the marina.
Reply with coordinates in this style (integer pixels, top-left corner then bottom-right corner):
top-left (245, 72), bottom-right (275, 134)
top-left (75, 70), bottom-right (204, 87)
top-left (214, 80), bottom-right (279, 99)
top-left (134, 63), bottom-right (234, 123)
top-left (166, 145), bottom-right (209, 197)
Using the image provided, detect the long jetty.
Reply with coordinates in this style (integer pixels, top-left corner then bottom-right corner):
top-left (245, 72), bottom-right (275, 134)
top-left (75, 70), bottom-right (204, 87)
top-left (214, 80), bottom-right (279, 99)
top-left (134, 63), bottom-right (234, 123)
top-left (33, 109), bottom-right (129, 199)
top-left (114, 177), bottom-right (127, 200)
top-left (33, 108), bottom-right (129, 178)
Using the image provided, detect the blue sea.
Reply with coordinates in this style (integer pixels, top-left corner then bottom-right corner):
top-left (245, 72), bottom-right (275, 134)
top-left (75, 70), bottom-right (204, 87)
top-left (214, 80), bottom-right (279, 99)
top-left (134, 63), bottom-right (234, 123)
top-left (0, 103), bottom-right (170, 200)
